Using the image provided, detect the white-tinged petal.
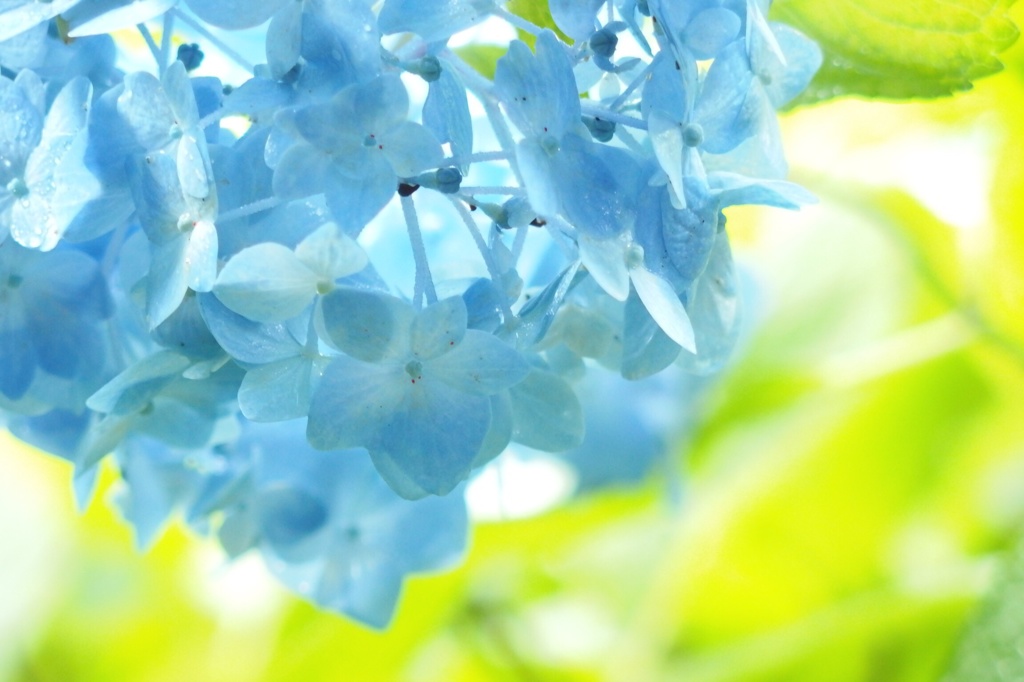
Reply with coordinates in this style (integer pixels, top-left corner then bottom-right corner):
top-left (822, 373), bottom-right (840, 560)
top-left (294, 222), bottom-right (368, 281)
top-left (578, 234), bottom-right (630, 302)
top-left (214, 242), bottom-right (319, 322)
top-left (629, 265), bottom-right (696, 352)
top-left (647, 109), bottom-right (686, 209)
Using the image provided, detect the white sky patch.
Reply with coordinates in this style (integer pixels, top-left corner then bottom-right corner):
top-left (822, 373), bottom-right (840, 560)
top-left (784, 102), bottom-right (996, 232)
top-left (467, 450), bottom-right (577, 521)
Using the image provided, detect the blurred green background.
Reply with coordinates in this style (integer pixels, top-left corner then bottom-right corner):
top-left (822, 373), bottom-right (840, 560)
top-left (4, 3), bottom-right (1024, 681)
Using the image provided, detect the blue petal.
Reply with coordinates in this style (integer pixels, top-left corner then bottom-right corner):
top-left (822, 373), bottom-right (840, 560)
top-left (184, 0), bottom-right (288, 29)
top-left (118, 71), bottom-right (176, 152)
top-left (306, 356), bottom-right (406, 450)
top-left (322, 155), bottom-right (397, 235)
top-left (294, 222), bottom-right (368, 281)
top-left (494, 32), bottom-right (580, 139)
top-left (410, 296), bottom-right (468, 360)
top-left (549, 0), bottom-right (603, 40)
top-left (239, 356), bottom-right (317, 422)
top-left (64, 0), bottom-right (176, 37)
top-left (422, 67), bottom-right (473, 171)
top-left (509, 368), bottom-right (584, 451)
top-left (198, 292), bottom-right (302, 364)
top-left (378, 0), bottom-right (495, 42)
top-left (266, 0), bottom-right (303, 79)
top-left (629, 265), bottom-right (696, 352)
top-left (709, 171), bottom-right (817, 209)
top-left (85, 351), bottom-right (190, 415)
top-left (379, 121), bottom-right (443, 177)
top-left (147, 233), bottom-right (190, 328)
top-left (621, 288), bottom-right (680, 380)
top-left (552, 134), bottom-right (641, 238)
top-left (684, 8), bottom-right (741, 60)
top-left (0, 320), bottom-right (35, 400)
top-left (694, 40), bottom-right (756, 154)
top-left (0, 75), bottom-right (43, 176)
top-left (676, 232), bottom-right (741, 374)
top-left (427, 330), bottom-right (529, 394)
top-left (186, 219), bottom-right (218, 292)
top-left (272, 142), bottom-right (333, 200)
top-left (319, 287), bottom-right (414, 362)
top-left (369, 381), bottom-right (492, 497)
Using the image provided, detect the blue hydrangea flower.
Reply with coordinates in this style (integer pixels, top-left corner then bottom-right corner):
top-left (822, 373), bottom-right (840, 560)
top-left (1, 74), bottom-right (100, 250)
top-left (272, 74), bottom-right (443, 233)
top-left (236, 419), bottom-right (469, 628)
top-left (308, 289), bottom-right (530, 498)
top-left (0, 239), bottom-right (111, 402)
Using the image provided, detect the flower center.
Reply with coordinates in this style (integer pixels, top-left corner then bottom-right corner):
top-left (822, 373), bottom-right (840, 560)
top-left (682, 123), bottom-right (704, 148)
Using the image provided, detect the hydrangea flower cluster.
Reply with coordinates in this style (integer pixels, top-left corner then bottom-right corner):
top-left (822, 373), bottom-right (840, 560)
top-left (0, 0), bottom-right (820, 627)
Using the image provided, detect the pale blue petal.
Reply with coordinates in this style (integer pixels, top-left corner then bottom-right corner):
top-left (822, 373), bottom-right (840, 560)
top-left (475, 392), bottom-right (512, 466)
top-left (621, 288), bottom-right (680, 380)
top-left (266, 0), bottom-right (303, 79)
top-left (369, 380), bottom-right (491, 497)
top-left (427, 330), bottom-right (529, 395)
top-left (214, 242), bottom-right (319, 322)
top-left (272, 142), bottom-right (332, 200)
top-left (86, 351), bottom-right (190, 415)
top-left (186, 219), bottom-right (218, 292)
top-left (660, 196), bottom-right (717, 283)
top-left (762, 23), bottom-right (823, 108)
top-left (0, 76), bottom-right (43, 177)
top-left (676, 233), bottom-right (740, 374)
top-left (335, 74), bottom-right (408, 136)
top-left (318, 287), bottom-right (414, 362)
top-left (710, 171), bottom-right (817, 209)
top-left (294, 222), bottom-right (368, 281)
top-left (323, 155), bottom-right (397, 233)
top-left (378, 0), bottom-right (495, 42)
top-left (549, 0), bottom-right (603, 40)
top-left (495, 32), bottom-right (580, 139)
top-left (184, 0), bottom-right (288, 29)
top-left (694, 40), bottom-right (756, 154)
top-left (162, 61), bottom-right (199, 129)
top-left (684, 8), bottom-right (741, 60)
top-left (148, 234), bottom-right (190, 327)
top-left (0, 0), bottom-right (74, 42)
top-left (176, 132), bottom-right (213, 201)
top-left (65, 0), bottom-right (176, 37)
top-left (239, 356), bottom-right (315, 422)
top-left (509, 368), bottom-right (583, 451)
top-left (197, 293), bottom-right (302, 364)
top-left (515, 138), bottom-right (559, 218)
top-left (307, 356), bottom-right (406, 450)
top-left (647, 109), bottom-right (686, 209)
top-left (551, 134), bottom-right (639, 238)
top-left (578, 234), bottom-right (629, 301)
top-left (410, 296), bottom-right (467, 360)
top-left (629, 265), bottom-right (696, 352)
top-left (380, 121), bottom-right (443, 177)
top-left (118, 72), bottom-right (176, 151)
top-left (422, 67), bottom-right (473, 171)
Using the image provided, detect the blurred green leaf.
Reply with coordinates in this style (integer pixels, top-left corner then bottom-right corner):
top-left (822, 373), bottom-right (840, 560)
top-left (453, 44), bottom-right (506, 80)
top-left (771, 0), bottom-right (1020, 102)
top-left (507, 0), bottom-right (569, 44)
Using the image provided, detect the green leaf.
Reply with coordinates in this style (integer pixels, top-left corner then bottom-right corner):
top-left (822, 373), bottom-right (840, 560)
top-left (771, 0), bottom-right (1020, 102)
top-left (943, 538), bottom-right (1024, 681)
top-left (507, 0), bottom-right (570, 45)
